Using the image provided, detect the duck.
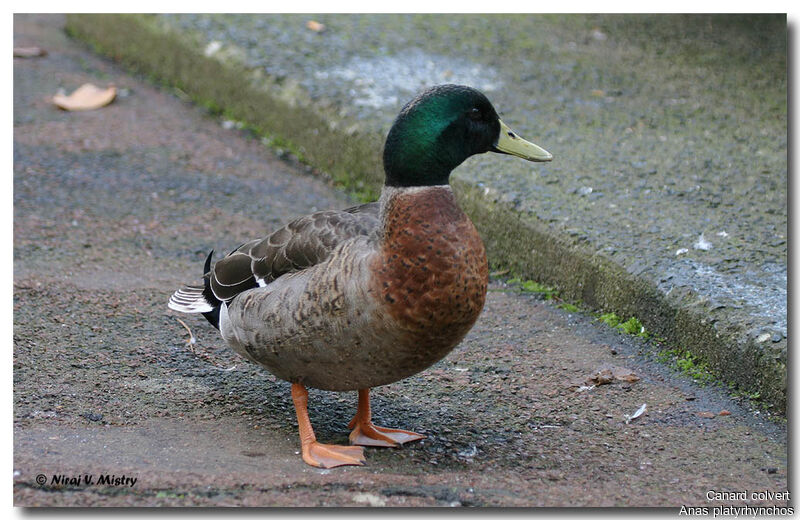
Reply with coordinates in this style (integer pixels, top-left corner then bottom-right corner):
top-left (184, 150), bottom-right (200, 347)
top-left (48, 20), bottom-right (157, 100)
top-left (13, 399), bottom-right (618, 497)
top-left (168, 84), bottom-right (552, 468)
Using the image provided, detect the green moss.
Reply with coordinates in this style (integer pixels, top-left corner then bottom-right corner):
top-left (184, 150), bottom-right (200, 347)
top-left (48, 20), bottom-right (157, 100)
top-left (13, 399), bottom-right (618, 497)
top-left (732, 388), bottom-right (761, 402)
top-left (597, 313), bottom-right (649, 338)
top-left (506, 277), bottom-right (559, 299)
top-left (598, 312), bottom-right (621, 328)
top-left (557, 302), bottom-right (580, 312)
top-left (619, 317), bottom-right (648, 337)
top-left (656, 348), bottom-right (715, 386)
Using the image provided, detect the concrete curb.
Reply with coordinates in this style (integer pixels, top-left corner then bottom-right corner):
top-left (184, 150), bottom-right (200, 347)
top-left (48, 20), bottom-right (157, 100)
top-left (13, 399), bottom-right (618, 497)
top-left (64, 13), bottom-right (786, 413)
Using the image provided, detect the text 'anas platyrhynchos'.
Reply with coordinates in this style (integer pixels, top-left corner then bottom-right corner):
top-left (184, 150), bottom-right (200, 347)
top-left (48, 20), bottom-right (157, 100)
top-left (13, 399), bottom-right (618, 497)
top-left (169, 84), bottom-right (552, 468)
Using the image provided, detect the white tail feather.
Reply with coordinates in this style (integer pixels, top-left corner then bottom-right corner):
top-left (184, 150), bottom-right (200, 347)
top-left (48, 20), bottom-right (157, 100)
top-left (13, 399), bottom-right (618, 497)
top-left (168, 286), bottom-right (215, 313)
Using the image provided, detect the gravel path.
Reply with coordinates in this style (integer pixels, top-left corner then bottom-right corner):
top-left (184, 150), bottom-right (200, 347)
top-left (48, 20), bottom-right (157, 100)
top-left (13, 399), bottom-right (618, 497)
top-left (13, 14), bottom-right (787, 507)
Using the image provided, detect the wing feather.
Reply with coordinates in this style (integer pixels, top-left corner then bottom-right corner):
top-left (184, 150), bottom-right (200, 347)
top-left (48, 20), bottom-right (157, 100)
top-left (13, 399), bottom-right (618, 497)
top-left (208, 202), bottom-right (380, 302)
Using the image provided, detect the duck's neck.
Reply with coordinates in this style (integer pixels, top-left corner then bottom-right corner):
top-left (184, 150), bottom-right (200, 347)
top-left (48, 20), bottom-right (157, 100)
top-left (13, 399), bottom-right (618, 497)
top-left (377, 184), bottom-right (453, 224)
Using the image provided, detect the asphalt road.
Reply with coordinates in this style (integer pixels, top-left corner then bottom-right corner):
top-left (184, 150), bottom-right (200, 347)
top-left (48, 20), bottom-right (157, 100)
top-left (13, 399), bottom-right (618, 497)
top-left (13, 14), bottom-right (788, 507)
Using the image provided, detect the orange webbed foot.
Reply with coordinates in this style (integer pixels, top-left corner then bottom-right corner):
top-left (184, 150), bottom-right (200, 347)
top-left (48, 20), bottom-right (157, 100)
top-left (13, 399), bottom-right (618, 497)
top-left (302, 441), bottom-right (366, 468)
top-left (348, 388), bottom-right (426, 448)
top-left (292, 383), bottom-right (367, 468)
top-left (349, 422), bottom-right (426, 448)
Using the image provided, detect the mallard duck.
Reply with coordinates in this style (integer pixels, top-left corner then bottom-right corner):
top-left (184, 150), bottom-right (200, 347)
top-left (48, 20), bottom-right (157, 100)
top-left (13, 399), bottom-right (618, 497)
top-left (169, 84), bottom-right (552, 468)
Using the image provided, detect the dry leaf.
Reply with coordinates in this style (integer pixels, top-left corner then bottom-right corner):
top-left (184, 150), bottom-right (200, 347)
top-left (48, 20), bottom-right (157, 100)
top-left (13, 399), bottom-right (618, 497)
top-left (586, 364), bottom-right (641, 386)
top-left (53, 83), bottom-right (116, 111)
top-left (306, 20), bottom-right (326, 33)
top-left (613, 369), bottom-right (641, 383)
top-left (590, 368), bottom-right (615, 385)
top-left (718, 410), bottom-right (731, 416)
top-left (569, 364), bottom-right (640, 391)
top-left (14, 46), bottom-right (47, 58)
top-left (695, 411), bottom-right (716, 419)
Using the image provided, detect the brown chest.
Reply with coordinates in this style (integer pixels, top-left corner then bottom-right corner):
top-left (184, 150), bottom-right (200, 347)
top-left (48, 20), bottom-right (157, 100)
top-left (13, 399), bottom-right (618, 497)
top-left (369, 187), bottom-right (488, 337)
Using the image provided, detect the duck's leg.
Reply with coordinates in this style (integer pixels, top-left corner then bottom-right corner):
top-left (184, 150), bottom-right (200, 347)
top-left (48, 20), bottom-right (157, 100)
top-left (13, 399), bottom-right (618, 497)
top-left (348, 388), bottom-right (426, 447)
top-left (291, 383), bottom-right (366, 468)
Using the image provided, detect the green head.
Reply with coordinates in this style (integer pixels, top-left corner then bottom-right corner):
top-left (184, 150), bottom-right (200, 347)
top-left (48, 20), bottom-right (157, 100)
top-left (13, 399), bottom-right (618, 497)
top-left (382, 84), bottom-right (552, 187)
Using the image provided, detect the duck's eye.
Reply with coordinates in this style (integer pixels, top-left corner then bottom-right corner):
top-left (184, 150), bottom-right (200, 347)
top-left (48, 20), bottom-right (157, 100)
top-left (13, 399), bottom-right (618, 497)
top-left (468, 107), bottom-right (483, 121)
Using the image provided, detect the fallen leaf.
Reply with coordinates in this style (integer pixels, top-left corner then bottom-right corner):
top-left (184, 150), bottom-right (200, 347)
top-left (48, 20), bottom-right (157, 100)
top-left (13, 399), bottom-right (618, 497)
top-left (695, 411), bottom-right (716, 419)
top-left (568, 364), bottom-right (640, 391)
top-left (590, 368), bottom-right (615, 385)
top-left (625, 403), bottom-right (647, 424)
top-left (14, 46), bottom-right (47, 58)
top-left (306, 20), bottom-right (326, 33)
top-left (614, 369), bottom-right (641, 383)
top-left (586, 364), bottom-right (641, 386)
top-left (718, 410), bottom-right (731, 416)
top-left (53, 83), bottom-right (116, 111)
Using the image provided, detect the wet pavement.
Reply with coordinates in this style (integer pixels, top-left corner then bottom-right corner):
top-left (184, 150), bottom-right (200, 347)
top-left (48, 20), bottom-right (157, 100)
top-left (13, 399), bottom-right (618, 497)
top-left (13, 14), bottom-right (788, 507)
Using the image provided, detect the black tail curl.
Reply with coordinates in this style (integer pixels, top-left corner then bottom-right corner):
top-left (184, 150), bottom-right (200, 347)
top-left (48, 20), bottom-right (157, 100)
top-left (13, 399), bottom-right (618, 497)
top-left (201, 250), bottom-right (222, 330)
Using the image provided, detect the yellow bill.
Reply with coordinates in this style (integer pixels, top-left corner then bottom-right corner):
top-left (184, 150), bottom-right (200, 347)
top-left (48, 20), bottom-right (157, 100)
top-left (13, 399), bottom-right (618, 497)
top-left (493, 119), bottom-right (552, 162)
